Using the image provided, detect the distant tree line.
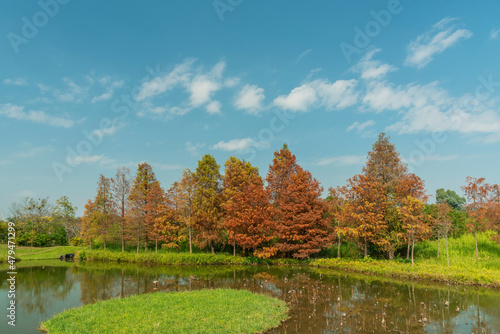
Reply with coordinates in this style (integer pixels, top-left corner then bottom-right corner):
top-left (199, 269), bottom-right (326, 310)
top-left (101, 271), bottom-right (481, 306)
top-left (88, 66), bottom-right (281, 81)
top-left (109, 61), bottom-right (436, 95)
top-left (1, 196), bottom-right (79, 246)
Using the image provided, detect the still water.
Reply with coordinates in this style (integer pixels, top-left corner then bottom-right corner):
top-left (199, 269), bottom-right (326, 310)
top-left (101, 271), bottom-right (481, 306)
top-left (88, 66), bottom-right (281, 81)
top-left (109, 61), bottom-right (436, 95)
top-left (1, 261), bottom-right (499, 333)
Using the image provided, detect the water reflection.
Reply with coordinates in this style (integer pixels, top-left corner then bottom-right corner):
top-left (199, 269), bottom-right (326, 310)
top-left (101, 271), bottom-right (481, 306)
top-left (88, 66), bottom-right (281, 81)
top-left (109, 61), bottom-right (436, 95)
top-left (0, 263), bottom-right (499, 333)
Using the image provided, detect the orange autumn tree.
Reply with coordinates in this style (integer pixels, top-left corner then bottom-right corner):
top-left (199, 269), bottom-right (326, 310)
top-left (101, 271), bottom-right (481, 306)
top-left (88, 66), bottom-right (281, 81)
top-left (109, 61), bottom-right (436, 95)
top-left (362, 132), bottom-right (411, 259)
top-left (341, 174), bottom-right (388, 258)
top-left (144, 182), bottom-right (168, 252)
top-left (462, 176), bottom-right (491, 259)
top-left (81, 199), bottom-right (98, 249)
top-left (128, 162), bottom-right (160, 253)
top-left (264, 144), bottom-right (330, 259)
top-left (222, 157), bottom-right (272, 256)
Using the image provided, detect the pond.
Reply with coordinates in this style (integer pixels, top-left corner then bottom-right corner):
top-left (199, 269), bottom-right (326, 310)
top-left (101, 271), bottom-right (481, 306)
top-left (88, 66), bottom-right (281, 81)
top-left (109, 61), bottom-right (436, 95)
top-left (1, 261), bottom-right (500, 333)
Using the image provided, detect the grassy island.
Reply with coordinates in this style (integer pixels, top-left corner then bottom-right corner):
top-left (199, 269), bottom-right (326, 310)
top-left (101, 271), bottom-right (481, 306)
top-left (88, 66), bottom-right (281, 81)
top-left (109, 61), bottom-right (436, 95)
top-left (40, 289), bottom-right (289, 334)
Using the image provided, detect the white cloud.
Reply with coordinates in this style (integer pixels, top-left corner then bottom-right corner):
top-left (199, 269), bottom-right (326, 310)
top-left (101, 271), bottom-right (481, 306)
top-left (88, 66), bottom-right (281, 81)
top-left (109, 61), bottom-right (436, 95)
top-left (405, 17), bottom-right (473, 69)
top-left (90, 78), bottom-right (124, 103)
top-left (316, 155), bottom-right (366, 166)
top-left (56, 78), bottom-right (87, 102)
top-left (211, 138), bottom-right (264, 152)
top-left (274, 84), bottom-right (317, 112)
top-left (273, 79), bottom-right (358, 112)
top-left (206, 100), bottom-right (221, 114)
top-left (0, 159), bottom-right (12, 166)
top-left (362, 81), bottom-right (450, 113)
top-left (352, 49), bottom-right (397, 80)
top-left (347, 120), bottom-right (375, 132)
top-left (91, 91), bottom-right (113, 103)
top-left (0, 103), bottom-right (74, 128)
top-left (189, 75), bottom-right (220, 107)
top-left (186, 142), bottom-right (206, 157)
top-left (4, 78), bottom-right (27, 86)
top-left (136, 59), bottom-right (229, 116)
top-left (234, 84), bottom-right (265, 114)
top-left (490, 28), bottom-right (500, 40)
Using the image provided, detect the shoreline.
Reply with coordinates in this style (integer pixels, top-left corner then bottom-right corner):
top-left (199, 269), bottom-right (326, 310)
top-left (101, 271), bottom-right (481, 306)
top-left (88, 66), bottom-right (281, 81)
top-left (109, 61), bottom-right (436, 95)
top-left (2, 245), bottom-right (500, 289)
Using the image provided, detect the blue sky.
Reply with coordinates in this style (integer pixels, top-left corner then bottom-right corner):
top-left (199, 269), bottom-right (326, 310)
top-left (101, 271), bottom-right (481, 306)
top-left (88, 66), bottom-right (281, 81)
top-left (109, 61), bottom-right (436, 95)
top-left (1, 0), bottom-right (500, 216)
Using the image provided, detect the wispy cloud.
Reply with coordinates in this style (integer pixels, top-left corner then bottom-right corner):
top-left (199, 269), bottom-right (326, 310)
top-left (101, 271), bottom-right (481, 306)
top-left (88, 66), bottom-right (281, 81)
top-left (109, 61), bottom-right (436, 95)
top-left (347, 120), bottom-right (375, 132)
top-left (351, 49), bottom-right (397, 80)
top-left (186, 141), bottom-right (206, 157)
top-left (0, 103), bottom-right (74, 128)
top-left (405, 17), bottom-right (473, 69)
top-left (295, 49), bottom-right (312, 64)
top-left (490, 28), bottom-right (500, 40)
top-left (16, 145), bottom-right (52, 158)
top-left (3, 78), bottom-right (27, 86)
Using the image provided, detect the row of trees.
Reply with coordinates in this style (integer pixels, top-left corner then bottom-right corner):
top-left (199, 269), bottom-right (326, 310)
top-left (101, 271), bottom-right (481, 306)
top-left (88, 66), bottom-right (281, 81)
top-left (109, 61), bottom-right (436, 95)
top-left (75, 133), bottom-right (500, 260)
top-left (2, 196), bottom-right (79, 246)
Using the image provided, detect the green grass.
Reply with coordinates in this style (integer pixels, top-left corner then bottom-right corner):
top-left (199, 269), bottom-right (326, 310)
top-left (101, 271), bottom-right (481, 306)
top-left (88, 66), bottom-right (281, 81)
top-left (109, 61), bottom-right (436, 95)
top-left (78, 249), bottom-right (245, 265)
top-left (312, 232), bottom-right (500, 288)
top-left (40, 289), bottom-right (289, 334)
top-left (0, 245), bottom-right (82, 262)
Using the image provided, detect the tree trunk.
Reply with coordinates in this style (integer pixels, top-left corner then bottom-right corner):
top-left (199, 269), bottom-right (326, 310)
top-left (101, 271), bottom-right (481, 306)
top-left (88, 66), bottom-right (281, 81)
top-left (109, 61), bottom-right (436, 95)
top-left (388, 249), bottom-right (394, 261)
top-left (437, 235), bottom-right (439, 259)
top-left (411, 232), bottom-right (415, 267)
top-left (475, 228), bottom-right (478, 260)
top-left (406, 235), bottom-right (410, 259)
top-left (90, 237), bottom-right (92, 250)
top-left (337, 235), bottom-right (341, 258)
top-left (188, 225), bottom-right (192, 254)
top-left (233, 242), bottom-right (236, 257)
top-left (137, 236), bottom-right (140, 254)
top-left (364, 239), bottom-right (368, 258)
top-left (446, 234), bottom-right (449, 266)
top-left (155, 237), bottom-right (158, 253)
top-left (121, 225), bottom-right (125, 252)
top-left (211, 241), bottom-right (214, 254)
top-left (104, 237), bottom-right (106, 251)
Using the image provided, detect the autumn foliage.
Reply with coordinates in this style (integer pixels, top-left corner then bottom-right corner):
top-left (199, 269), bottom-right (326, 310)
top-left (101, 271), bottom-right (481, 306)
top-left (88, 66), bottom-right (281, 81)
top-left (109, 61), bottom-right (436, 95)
top-left (80, 133), bottom-right (499, 260)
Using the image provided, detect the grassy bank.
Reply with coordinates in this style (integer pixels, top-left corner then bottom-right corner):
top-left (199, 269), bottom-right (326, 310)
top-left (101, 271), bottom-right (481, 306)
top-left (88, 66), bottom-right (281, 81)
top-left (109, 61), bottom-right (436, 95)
top-left (40, 289), bottom-right (289, 334)
top-left (0, 245), bottom-right (81, 262)
top-left (78, 249), bottom-right (245, 265)
top-left (312, 232), bottom-right (500, 288)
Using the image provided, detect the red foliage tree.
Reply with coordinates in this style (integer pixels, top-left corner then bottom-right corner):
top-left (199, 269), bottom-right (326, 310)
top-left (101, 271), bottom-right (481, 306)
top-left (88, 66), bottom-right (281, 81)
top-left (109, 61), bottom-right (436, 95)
top-left (264, 144), bottom-right (330, 259)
